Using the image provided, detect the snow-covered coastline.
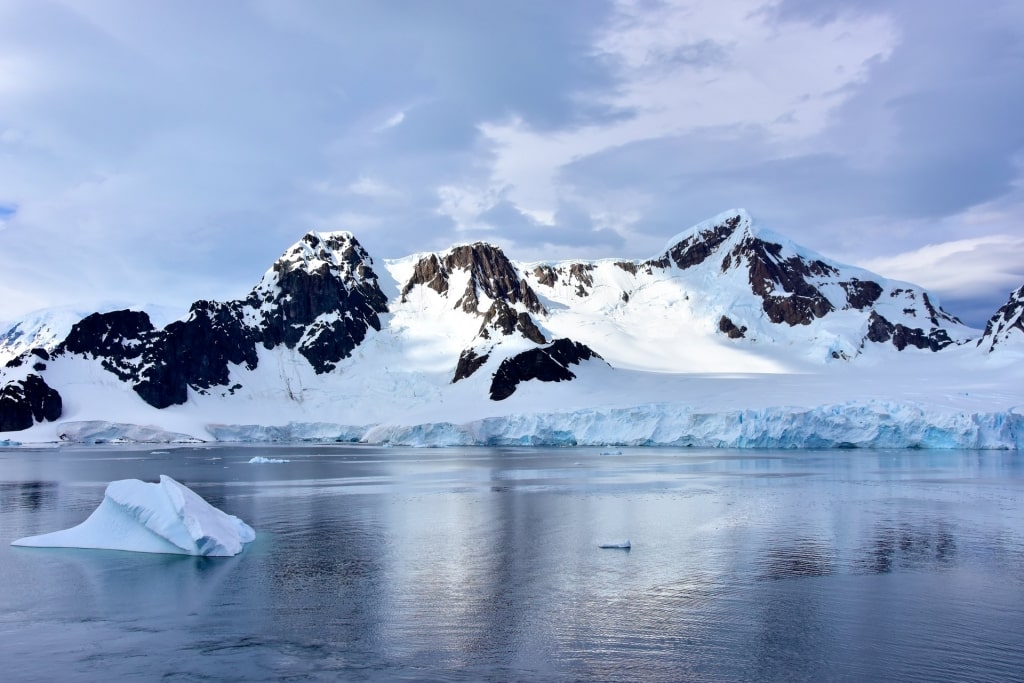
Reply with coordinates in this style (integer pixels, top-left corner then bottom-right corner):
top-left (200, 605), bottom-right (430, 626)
top-left (20, 399), bottom-right (1021, 450)
top-left (2, 211), bottom-right (1022, 449)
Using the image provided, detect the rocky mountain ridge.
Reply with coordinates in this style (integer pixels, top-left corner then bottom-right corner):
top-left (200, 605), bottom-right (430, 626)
top-left (977, 284), bottom-right (1024, 352)
top-left (0, 209), bottom-right (1018, 434)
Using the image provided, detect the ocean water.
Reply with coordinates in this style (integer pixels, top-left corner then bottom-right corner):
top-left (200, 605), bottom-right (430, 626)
top-left (0, 445), bottom-right (1022, 682)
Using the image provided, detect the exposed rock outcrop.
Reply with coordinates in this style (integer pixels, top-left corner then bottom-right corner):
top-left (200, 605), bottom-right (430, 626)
top-left (718, 316), bottom-right (747, 339)
top-left (489, 339), bottom-right (602, 401)
top-left (403, 243), bottom-right (544, 315)
top-left (866, 311), bottom-right (954, 352)
top-left (0, 374), bottom-right (62, 431)
top-left (977, 285), bottom-right (1024, 352)
top-left (34, 231), bottom-right (389, 411)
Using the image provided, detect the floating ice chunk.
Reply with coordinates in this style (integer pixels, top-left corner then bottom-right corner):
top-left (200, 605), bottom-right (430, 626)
top-left (599, 449), bottom-right (623, 455)
top-left (598, 540), bottom-right (631, 549)
top-left (248, 456), bottom-right (290, 463)
top-left (11, 475), bottom-right (255, 556)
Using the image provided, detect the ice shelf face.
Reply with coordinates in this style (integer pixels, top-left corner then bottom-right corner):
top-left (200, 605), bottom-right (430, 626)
top-left (11, 475), bottom-right (255, 556)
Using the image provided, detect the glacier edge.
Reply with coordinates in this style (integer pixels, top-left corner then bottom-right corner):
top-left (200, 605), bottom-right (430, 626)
top-left (40, 402), bottom-right (1024, 449)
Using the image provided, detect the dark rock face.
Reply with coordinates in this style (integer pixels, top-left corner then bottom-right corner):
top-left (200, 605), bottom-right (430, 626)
top-left (46, 232), bottom-right (390, 410)
top-left (254, 235), bottom-right (388, 357)
top-left (866, 312), bottom-right (954, 352)
top-left (532, 265), bottom-right (558, 287)
top-left (978, 285), bottom-right (1024, 352)
top-left (403, 243), bottom-right (544, 315)
top-left (565, 263), bottom-right (595, 297)
top-left (60, 310), bottom-right (155, 358)
top-left (733, 238), bottom-right (836, 326)
top-left (920, 292), bottom-right (962, 327)
top-left (0, 374), bottom-right (62, 431)
top-left (489, 339), bottom-right (601, 401)
top-left (134, 300), bottom-right (260, 409)
top-left (401, 254), bottom-right (449, 299)
top-left (57, 310), bottom-right (156, 381)
top-left (453, 348), bottom-right (490, 383)
top-left (718, 316), bottom-right (747, 339)
top-left (529, 262), bottom-right (594, 296)
top-left (668, 214), bottom-right (742, 270)
top-left (642, 255), bottom-right (671, 271)
top-left (841, 279), bottom-right (883, 310)
top-left (614, 261), bottom-right (638, 275)
top-left (478, 301), bottom-right (547, 344)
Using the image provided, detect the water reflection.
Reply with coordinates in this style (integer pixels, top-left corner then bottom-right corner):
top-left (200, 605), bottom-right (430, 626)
top-left (758, 537), bottom-right (835, 580)
top-left (0, 446), bottom-right (1021, 682)
top-left (0, 481), bottom-right (57, 512)
top-left (859, 518), bottom-right (958, 574)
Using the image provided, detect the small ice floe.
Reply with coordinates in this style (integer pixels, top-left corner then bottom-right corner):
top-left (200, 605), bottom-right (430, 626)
top-left (248, 456), bottom-right (290, 464)
top-left (149, 451), bottom-right (170, 455)
top-left (599, 449), bottom-right (623, 456)
top-left (598, 539), bottom-right (631, 549)
top-left (12, 475), bottom-right (255, 556)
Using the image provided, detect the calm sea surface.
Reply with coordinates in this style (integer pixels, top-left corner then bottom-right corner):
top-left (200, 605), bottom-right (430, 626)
top-left (0, 445), bottom-right (1022, 682)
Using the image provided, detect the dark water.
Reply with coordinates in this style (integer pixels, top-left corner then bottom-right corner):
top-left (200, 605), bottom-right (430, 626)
top-left (1, 446), bottom-right (1022, 682)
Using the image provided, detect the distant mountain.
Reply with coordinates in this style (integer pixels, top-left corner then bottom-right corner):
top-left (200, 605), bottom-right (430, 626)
top-left (0, 307), bottom-right (90, 366)
top-left (976, 284), bottom-right (1024, 352)
top-left (519, 209), bottom-right (974, 368)
top-left (0, 304), bottom-right (180, 366)
top-left (0, 209), bottom-right (1017, 444)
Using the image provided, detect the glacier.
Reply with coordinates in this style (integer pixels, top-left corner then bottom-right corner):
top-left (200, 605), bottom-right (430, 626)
top-left (38, 401), bottom-right (1024, 449)
top-left (11, 475), bottom-right (255, 556)
top-left (366, 402), bottom-right (1024, 450)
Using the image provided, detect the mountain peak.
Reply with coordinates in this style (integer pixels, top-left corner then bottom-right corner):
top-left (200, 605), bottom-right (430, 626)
top-left (651, 209), bottom-right (753, 272)
top-left (400, 240), bottom-right (545, 315)
top-left (977, 284), bottom-right (1024, 352)
top-left (659, 209), bottom-right (753, 258)
top-left (273, 230), bottom-right (369, 277)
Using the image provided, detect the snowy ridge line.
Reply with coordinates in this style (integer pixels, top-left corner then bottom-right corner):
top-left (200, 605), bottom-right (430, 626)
top-left (47, 402), bottom-right (1024, 449)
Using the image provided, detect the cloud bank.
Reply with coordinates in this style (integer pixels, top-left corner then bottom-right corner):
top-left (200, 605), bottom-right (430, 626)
top-left (0, 0), bottom-right (1021, 327)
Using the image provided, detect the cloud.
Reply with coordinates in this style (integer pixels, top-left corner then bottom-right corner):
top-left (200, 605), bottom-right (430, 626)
top-left (375, 111), bottom-right (406, 132)
top-left (0, 0), bottom-right (1021, 328)
top-left (436, 185), bottom-right (503, 233)
top-left (862, 235), bottom-right (1024, 298)
top-left (470, 0), bottom-right (897, 228)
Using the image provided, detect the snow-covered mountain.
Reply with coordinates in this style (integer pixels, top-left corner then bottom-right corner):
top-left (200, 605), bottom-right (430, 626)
top-left (0, 307), bottom-right (91, 367)
top-left (0, 304), bottom-right (180, 366)
top-left (1, 209), bottom-right (1021, 447)
top-left (977, 285), bottom-right (1024, 353)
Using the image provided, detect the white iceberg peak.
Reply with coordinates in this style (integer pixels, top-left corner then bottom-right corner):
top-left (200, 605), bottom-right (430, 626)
top-left (12, 475), bottom-right (255, 556)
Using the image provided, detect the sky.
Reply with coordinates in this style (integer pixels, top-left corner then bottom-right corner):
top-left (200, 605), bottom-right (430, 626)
top-left (1, 0), bottom-right (1023, 328)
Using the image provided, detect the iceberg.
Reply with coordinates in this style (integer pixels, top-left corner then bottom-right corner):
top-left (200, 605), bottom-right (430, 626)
top-left (598, 540), bottom-right (631, 549)
top-left (248, 456), bottom-right (289, 463)
top-left (11, 475), bottom-right (255, 556)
